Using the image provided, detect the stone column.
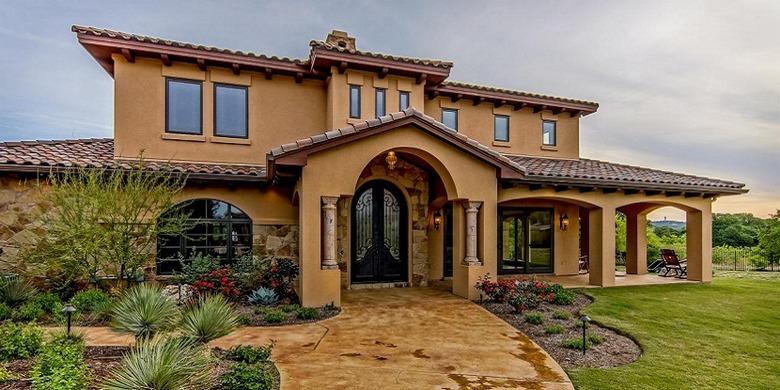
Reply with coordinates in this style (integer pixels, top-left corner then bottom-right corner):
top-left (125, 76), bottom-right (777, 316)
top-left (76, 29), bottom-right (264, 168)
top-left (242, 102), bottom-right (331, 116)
top-left (321, 196), bottom-right (339, 270)
top-left (463, 201), bottom-right (482, 265)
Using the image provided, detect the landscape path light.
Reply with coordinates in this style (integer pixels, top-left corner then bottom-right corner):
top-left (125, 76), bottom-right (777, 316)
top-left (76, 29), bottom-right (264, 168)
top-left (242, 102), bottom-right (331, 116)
top-left (579, 314), bottom-right (591, 355)
top-left (62, 303), bottom-right (76, 337)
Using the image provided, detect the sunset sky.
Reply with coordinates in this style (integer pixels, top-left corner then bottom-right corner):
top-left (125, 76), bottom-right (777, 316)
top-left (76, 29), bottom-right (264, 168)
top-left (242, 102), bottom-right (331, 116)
top-left (0, 0), bottom-right (777, 221)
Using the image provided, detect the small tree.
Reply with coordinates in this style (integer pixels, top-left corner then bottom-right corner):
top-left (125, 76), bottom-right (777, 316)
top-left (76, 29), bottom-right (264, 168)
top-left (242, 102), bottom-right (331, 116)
top-left (759, 210), bottom-right (780, 266)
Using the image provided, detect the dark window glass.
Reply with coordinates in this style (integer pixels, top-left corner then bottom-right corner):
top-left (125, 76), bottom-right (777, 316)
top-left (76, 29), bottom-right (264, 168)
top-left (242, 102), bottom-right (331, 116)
top-left (166, 79), bottom-right (202, 134)
top-left (499, 208), bottom-right (554, 274)
top-left (349, 85), bottom-right (361, 118)
top-left (214, 84), bottom-right (247, 138)
top-left (156, 199), bottom-right (252, 274)
top-left (399, 91), bottom-right (410, 110)
top-left (375, 88), bottom-right (386, 117)
top-left (543, 120), bottom-right (557, 146)
top-left (494, 115), bottom-right (509, 141)
top-left (441, 108), bottom-right (458, 131)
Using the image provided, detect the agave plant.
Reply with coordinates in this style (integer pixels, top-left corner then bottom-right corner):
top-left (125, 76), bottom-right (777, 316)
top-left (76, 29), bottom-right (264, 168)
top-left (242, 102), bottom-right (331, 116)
top-left (248, 287), bottom-right (278, 306)
top-left (0, 278), bottom-right (37, 307)
top-left (180, 294), bottom-right (240, 344)
top-left (111, 284), bottom-right (179, 340)
top-left (100, 335), bottom-right (213, 390)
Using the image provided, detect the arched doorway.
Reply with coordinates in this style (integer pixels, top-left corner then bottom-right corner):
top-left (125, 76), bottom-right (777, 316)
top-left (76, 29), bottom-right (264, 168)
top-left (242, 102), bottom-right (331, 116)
top-left (351, 180), bottom-right (408, 284)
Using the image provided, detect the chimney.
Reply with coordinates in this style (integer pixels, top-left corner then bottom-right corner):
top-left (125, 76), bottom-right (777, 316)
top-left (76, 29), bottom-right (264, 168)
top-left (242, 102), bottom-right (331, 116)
top-left (325, 30), bottom-right (356, 51)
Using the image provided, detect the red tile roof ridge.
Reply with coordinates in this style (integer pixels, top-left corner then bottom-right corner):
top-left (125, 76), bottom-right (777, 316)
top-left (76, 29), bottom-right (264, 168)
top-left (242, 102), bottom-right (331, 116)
top-left (309, 40), bottom-right (454, 68)
top-left (441, 80), bottom-right (599, 107)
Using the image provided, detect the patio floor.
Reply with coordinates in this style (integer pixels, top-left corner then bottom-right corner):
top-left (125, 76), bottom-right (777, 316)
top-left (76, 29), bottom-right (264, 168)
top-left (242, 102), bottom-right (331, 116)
top-left (538, 272), bottom-right (697, 288)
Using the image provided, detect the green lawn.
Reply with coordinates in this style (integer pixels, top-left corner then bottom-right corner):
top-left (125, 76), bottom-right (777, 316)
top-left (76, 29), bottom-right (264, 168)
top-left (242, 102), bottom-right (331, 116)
top-left (568, 272), bottom-right (780, 390)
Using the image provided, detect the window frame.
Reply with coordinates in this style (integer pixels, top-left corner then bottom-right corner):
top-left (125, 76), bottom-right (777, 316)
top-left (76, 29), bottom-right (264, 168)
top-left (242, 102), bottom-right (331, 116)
top-left (497, 207), bottom-right (555, 275)
top-left (165, 77), bottom-right (203, 135)
top-left (542, 120), bottom-right (557, 146)
top-left (399, 91), bottom-right (410, 111)
top-left (375, 87), bottom-right (386, 118)
top-left (213, 83), bottom-right (249, 139)
top-left (349, 84), bottom-right (362, 119)
top-left (441, 108), bottom-right (458, 131)
top-left (494, 114), bottom-right (510, 142)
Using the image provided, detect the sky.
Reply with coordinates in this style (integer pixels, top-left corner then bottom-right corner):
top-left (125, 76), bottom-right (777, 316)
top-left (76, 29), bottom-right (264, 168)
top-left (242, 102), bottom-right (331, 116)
top-left (0, 0), bottom-right (777, 221)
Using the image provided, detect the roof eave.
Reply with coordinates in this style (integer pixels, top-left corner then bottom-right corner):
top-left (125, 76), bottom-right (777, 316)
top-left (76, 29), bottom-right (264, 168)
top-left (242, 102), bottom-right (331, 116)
top-left (309, 47), bottom-right (451, 84)
top-left (431, 84), bottom-right (599, 116)
top-left (503, 175), bottom-right (747, 196)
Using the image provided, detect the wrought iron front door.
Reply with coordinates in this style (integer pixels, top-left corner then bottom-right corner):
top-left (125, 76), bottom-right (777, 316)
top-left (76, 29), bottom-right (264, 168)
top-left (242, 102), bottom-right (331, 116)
top-left (351, 180), bottom-right (408, 283)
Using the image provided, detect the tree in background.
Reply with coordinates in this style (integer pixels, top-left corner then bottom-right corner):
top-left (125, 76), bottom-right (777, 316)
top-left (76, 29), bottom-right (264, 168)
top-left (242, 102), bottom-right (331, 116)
top-left (712, 213), bottom-right (766, 247)
top-left (758, 210), bottom-right (780, 266)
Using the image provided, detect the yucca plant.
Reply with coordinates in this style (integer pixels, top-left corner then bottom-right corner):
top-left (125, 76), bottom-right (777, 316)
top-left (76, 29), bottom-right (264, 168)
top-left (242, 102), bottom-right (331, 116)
top-left (180, 294), bottom-right (240, 343)
top-left (0, 278), bottom-right (37, 307)
top-left (111, 284), bottom-right (179, 340)
top-left (100, 335), bottom-right (213, 390)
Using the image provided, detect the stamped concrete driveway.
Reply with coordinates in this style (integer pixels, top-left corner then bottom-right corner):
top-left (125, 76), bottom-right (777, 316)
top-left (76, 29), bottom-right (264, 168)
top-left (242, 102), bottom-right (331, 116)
top-left (213, 287), bottom-right (572, 390)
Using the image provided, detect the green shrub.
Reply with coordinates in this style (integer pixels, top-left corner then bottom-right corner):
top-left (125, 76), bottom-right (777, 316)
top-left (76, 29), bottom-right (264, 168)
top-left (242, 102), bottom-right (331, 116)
top-left (549, 284), bottom-right (576, 305)
top-left (588, 334), bottom-right (604, 345)
top-left (524, 312), bottom-right (544, 325)
top-left (173, 253), bottom-right (220, 285)
top-left (225, 344), bottom-right (273, 364)
top-left (561, 337), bottom-right (591, 350)
top-left (0, 302), bottom-right (11, 321)
top-left (0, 364), bottom-right (17, 381)
top-left (101, 335), bottom-right (213, 390)
top-left (544, 325), bottom-right (564, 334)
top-left (324, 302), bottom-right (338, 311)
top-left (30, 293), bottom-right (62, 314)
top-left (295, 307), bottom-right (319, 320)
top-left (180, 294), bottom-right (240, 344)
top-left (262, 310), bottom-right (286, 324)
top-left (0, 322), bottom-right (43, 360)
top-left (111, 284), bottom-right (180, 340)
top-left (219, 362), bottom-right (274, 390)
top-left (277, 304), bottom-right (299, 313)
top-left (574, 320), bottom-right (591, 329)
top-left (0, 279), bottom-right (37, 307)
top-left (237, 314), bottom-right (251, 326)
top-left (552, 310), bottom-right (571, 320)
top-left (71, 289), bottom-right (111, 313)
top-left (13, 301), bottom-right (45, 322)
top-left (30, 337), bottom-right (90, 390)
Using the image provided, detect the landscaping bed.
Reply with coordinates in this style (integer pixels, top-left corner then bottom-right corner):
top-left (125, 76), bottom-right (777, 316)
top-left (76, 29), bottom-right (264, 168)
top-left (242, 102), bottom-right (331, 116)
top-left (235, 302), bottom-right (339, 326)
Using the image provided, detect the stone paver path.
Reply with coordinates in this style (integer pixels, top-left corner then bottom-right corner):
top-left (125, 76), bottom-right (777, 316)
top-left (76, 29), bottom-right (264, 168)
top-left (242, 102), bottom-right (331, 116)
top-left (80, 288), bottom-right (572, 389)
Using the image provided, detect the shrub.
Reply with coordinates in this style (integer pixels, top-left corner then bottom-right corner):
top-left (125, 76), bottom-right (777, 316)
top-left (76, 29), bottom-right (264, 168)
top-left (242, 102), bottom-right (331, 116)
top-left (574, 321), bottom-right (591, 329)
top-left (524, 312), bottom-right (544, 325)
top-left (262, 310), bottom-right (286, 324)
top-left (549, 284), bottom-right (576, 305)
top-left (474, 274), bottom-right (517, 303)
top-left (180, 294), bottom-right (240, 344)
top-left (192, 267), bottom-right (241, 299)
top-left (225, 344), bottom-right (273, 364)
top-left (0, 365), bottom-right (17, 381)
top-left (30, 293), bottom-right (62, 314)
top-left (508, 291), bottom-right (540, 313)
top-left (552, 310), bottom-right (571, 320)
top-left (173, 254), bottom-right (220, 285)
top-left (0, 279), bottom-right (37, 307)
top-left (0, 303), bottom-right (10, 321)
top-left (30, 336), bottom-right (90, 390)
top-left (13, 301), bottom-right (45, 322)
top-left (295, 307), bottom-right (319, 320)
top-left (248, 287), bottom-right (278, 306)
top-left (263, 258), bottom-right (299, 301)
top-left (544, 325), bottom-right (564, 334)
top-left (71, 289), bottom-right (111, 313)
top-left (278, 304), bottom-right (299, 313)
top-left (588, 334), bottom-right (604, 345)
top-left (561, 337), bottom-right (591, 350)
top-left (0, 322), bottom-right (43, 360)
top-left (101, 335), bottom-right (213, 390)
top-left (111, 284), bottom-right (180, 340)
top-left (324, 302), bottom-right (338, 312)
top-left (219, 362), bottom-right (274, 390)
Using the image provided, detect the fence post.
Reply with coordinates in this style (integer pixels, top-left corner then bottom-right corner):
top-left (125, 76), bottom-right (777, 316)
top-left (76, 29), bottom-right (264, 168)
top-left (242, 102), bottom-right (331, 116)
top-left (734, 250), bottom-right (737, 271)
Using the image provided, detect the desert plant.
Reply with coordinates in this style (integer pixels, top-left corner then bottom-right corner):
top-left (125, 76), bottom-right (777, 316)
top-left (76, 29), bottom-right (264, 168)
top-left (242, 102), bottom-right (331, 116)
top-left (524, 312), bottom-right (544, 325)
top-left (224, 344), bottom-right (273, 364)
top-left (295, 307), bottom-right (319, 320)
top-left (544, 325), bottom-right (564, 334)
top-left (588, 334), bottom-right (604, 345)
top-left (552, 310), bottom-right (571, 320)
top-left (30, 336), bottom-right (90, 390)
top-left (0, 322), bottom-right (43, 360)
top-left (219, 362), bottom-right (274, 390)
top-left (100, 335), bottom-right (213, 390)
top-left (180, 294), bottom-right (240, 344)
top-left (262, 309), bottom-right (286, 324)
top-left (111, 284), bottom-right (179, 340)
top-left (248, 287), bottom-right (278, 306)
top-left (12, 301), bottom-right (45, 322)
top-left (0, 278), bottom-right (37, 307)
top-left (561, 337), bottom-right (591, 350)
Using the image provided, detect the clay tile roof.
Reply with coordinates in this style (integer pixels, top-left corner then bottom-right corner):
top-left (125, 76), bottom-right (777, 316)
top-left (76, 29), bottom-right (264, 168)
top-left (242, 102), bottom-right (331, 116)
top-left (0, 138), bottom-right (267, 181)
top-left (440, 81), bottom-right (599, 107)
top-left (71, 25), bottom-right (308, 66)
top-left (309, 40), bottom-right (453, 69)
top-left (504, 154), bottom-right (746, 193)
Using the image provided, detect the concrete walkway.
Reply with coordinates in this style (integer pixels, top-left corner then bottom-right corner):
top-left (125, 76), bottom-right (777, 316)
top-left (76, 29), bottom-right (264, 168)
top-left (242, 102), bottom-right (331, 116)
top-left (80, 288), bottom-right (573, 389)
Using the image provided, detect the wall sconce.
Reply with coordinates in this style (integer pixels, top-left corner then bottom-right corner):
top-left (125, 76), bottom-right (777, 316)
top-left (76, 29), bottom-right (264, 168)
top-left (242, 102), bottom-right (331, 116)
top-left (433, 210), bottom-right (442, 230)
top-left (385, 151), bottom-right (397, 170)
top-left (559, 212), bottom-right (569, 231)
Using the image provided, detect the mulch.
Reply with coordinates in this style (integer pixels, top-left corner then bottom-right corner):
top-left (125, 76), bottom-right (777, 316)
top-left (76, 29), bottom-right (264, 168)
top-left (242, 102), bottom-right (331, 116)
top-left (481, 294), bottom-right (642, 369)
top-left (234, 304), bottom-right (340, 326)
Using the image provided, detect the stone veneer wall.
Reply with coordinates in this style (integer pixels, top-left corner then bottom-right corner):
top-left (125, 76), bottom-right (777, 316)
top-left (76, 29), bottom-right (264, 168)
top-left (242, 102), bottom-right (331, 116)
top-left (252, 224), bottom-right (299, 261)
top-left (0, 176), bottom-right (48, 271)
top-left (336, 156), bottom-right (430, 287)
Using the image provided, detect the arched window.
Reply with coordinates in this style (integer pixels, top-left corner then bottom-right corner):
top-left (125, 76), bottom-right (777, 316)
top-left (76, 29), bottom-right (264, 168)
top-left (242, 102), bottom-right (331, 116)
top-left (157, 199), bottom-right (252, 274)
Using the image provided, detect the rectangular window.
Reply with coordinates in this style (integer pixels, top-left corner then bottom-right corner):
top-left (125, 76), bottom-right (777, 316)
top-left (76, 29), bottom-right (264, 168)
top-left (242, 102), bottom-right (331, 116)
top-left (165, 78), bottom-right (202, 134)
top-left (494, 115), bottom-right (509, 141)
top-left (399, 91), bottom-right (410, 110)
top-left (214, 84), bottom-right (248, 138)
top-left (375, 88), bottom-right (386, 117)
top-left (441, 108), bottom-right (458, 131)
top-left (499, 208), bottom-right (554, 275)
top-left (542, 120), bottom-right (557, 146)
top-left (349, 85), bottom-right (361, 119)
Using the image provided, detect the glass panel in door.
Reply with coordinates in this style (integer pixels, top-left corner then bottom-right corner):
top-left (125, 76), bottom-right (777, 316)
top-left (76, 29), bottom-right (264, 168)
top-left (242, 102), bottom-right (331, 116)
top-left (528, 210), bottom-right (553, 273)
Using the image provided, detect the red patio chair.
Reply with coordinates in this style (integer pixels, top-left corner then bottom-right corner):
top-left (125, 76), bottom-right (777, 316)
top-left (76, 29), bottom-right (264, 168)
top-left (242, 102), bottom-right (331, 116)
top-left (660, 249), bottom-right (687, 278)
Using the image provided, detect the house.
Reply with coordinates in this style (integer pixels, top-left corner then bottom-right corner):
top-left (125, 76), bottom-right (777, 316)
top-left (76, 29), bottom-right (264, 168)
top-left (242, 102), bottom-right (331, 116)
top-left (0, 26), bottom-right (747, 307)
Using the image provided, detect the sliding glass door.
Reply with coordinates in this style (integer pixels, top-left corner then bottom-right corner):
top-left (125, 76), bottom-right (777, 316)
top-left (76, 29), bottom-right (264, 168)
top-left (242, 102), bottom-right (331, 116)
top-left (499, 208), bottom-right (554, 274)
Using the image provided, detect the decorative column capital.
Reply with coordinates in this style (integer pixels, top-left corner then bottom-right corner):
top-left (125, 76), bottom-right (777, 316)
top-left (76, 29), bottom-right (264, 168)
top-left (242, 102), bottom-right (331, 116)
top-left (465, 201), bottom-right (482, 212)
top-left (322, 196), bottom-right (338, 207)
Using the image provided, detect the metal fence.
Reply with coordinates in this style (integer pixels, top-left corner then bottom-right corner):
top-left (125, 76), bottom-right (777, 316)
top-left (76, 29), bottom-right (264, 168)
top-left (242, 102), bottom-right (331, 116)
top-left (712, 247), bottom-right (780, 272)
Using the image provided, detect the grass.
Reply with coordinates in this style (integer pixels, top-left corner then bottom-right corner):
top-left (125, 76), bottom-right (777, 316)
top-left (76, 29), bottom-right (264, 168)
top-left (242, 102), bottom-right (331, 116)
top-left (567, 272), bottom-right (780, 390)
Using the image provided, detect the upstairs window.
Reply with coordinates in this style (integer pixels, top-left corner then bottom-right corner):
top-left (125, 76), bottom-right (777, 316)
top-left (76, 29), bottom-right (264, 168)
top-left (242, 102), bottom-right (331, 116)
top-left (542, 120), bottom-right (557, 146)
top-left (166, 78), bottom-right (202, 134)
top-left (375, 88), bottom-right (386, 117)
top-left (399, 91), bottom-right (410, 110)
top-left (349, 85), bottom-right (361, 118)
top-left (214, 84), bottom-right (248, 138)
top-left (494, 115), bottom-right (509, 142)
top-left (442, 108), bottom-right (458, 131)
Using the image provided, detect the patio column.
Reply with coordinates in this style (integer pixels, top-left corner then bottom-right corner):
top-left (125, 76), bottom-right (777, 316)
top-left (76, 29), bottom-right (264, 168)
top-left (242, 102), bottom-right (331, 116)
top-left (626, 210), bottom-right (648, 274)
top-left (321, 196), bottom-right (339, 270)
top-left (463, 201), bottom-right (482, 265)
top-left (588, 206), bottom-right (616, 286)
top-left (686, 206), bottom-right (713, 282)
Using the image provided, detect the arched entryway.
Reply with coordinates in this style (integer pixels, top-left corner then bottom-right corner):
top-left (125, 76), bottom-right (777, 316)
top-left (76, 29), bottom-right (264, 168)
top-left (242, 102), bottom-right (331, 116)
top-left (351, 180), bottom-right (408, 284)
